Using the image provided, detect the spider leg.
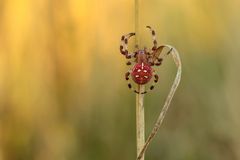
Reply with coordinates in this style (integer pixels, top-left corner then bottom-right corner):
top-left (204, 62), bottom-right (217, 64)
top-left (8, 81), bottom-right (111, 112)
top-left (120, 32), bottom-right (136, 59)
top-left (125, 44), bottom-right (139, 65)
top-left (139, 71), bottom-right (159, 94)
top-left (125, 70), bottom-right (139, 93)
top-left (153, 46), bottom-right (173, 66)
top-left (155, 57), bottom-right (163, 66)
top-left (143, 47), bottom-right (154, 66)
top-left (125, 70), bottom-right (134, 91)
top-left (146, 26), bottom-right (158, 50)
top-left (126, 52), bottom-right (137, 65)
top-left (146, 55), bottom-right (154, 66)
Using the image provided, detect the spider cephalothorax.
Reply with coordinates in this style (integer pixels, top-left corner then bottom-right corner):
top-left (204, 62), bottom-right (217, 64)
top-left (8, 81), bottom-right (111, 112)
top-left (120, 26), bottom-right (173, 94)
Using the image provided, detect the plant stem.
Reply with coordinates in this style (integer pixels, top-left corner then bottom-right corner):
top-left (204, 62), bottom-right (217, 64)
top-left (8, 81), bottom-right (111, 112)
top-left (136, 85), bottom-right (145, 160)
top-left (135, 0), bottom-right (145, 160)
top-left (135, 0), bottom-right (139, 45)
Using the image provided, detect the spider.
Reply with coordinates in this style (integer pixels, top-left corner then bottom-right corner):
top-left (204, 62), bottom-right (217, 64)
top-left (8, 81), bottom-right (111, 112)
top-left (120, 26), bottom-right (173, 94)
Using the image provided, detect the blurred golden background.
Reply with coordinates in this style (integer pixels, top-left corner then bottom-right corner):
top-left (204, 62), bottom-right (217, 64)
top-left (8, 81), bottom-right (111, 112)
top-left (0, 0), bottom-right (240, 159)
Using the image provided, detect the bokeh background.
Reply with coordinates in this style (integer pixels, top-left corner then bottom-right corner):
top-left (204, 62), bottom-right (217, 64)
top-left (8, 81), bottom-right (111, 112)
top-left (1, 0), bottom-right (240, 160)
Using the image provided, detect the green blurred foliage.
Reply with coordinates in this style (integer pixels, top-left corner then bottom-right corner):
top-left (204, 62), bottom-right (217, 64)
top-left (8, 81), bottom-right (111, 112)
top-left (0, 0), bottom-right (240, 160)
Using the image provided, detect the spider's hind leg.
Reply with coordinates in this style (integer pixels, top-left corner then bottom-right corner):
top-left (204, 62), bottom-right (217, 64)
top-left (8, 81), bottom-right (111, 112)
top-left (125, 70), bottom-right (139, 93)
top-left (140, 71), bottom-right (159, 94)
top-left (125, 70), bottom-right (159, 94)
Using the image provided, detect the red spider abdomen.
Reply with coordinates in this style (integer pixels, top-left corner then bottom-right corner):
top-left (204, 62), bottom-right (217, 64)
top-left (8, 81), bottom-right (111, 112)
top-left (131, 63), bottom-right (153, 85)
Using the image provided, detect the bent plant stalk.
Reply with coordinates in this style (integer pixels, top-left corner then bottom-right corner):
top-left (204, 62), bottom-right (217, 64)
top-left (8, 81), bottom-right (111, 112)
top-left (136, 46), bottom-right (182, 160)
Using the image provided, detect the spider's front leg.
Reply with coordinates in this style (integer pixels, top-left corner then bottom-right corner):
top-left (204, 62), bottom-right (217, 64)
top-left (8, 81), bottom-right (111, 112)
top-left (147, 26), bottom-right (158, 51)
top-left (146, 26), bottom-right (173, 66)
top-left (125, 52), bottom-right (137, 65)
top-left (125, 45), bottom-right (141, 65)
top-left (120, 32), bottom-right (136, 59)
